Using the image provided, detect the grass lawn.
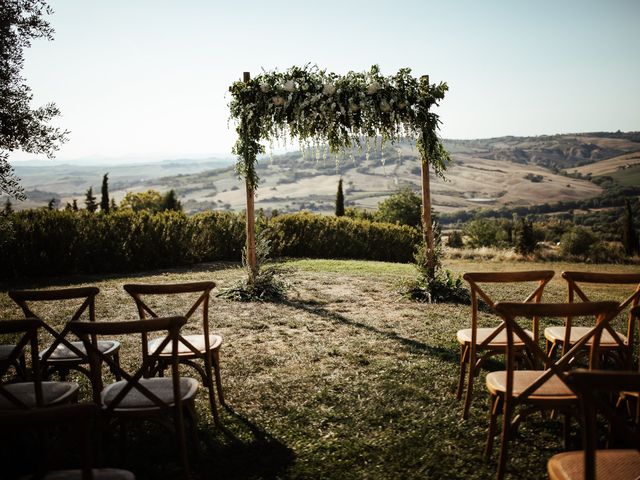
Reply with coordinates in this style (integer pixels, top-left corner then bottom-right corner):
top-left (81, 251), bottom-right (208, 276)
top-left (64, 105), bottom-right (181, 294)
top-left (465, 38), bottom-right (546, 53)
top-left (1, 258), bottom-right (638, 479)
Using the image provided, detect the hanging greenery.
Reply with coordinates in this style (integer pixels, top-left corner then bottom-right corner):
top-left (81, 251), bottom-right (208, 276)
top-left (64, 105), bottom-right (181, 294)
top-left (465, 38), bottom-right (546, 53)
top-left (229, 65), bottom-right (449, 188)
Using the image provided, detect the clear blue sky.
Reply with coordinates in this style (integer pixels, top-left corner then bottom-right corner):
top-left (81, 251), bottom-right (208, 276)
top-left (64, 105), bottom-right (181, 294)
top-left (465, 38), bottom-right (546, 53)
top-left (12, 0), bottom-right (640, 162)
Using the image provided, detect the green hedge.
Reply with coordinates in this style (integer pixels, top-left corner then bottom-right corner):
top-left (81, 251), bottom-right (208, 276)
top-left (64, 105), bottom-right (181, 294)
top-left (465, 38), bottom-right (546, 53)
top-left (0, 210), bottom-right (245, 277)
top-left (264, 212), bottom-right (420, 263)
top-left (0, 209), bottom-right (420, 278)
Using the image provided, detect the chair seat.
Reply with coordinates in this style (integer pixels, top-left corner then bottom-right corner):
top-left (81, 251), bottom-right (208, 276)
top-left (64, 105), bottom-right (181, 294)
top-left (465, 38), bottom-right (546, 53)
top-left (148, 334), bottom-right (222, 357)
top-left (101, 377), bottom-right (199, 411)
top-left (545, 326), bottom-right (627, 347)
top-left (21, 468), bottom-right (136, 480)
top-left (547, 449), bottom-right (640, 480)
top-left (42, 340), bottom-right (120, 362)
top-left (486, 370), bottom-right (576, 399)
top-left (457, 328), bottom-right (533, 346)
top-left (0, 344), bottom-right (17, 359)
top-left (0, 381), bottom-right (79, 409)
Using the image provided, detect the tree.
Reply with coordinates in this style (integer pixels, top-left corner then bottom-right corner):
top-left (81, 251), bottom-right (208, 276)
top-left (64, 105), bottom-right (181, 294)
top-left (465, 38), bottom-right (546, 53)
top-left (161, 189), bottom-right (182, 211)
top-left (514, 217), bottom-right (536, 255)
top-left (622, 198), bottom-right (639, 256)
top-left (100, 173), bottom-right (110, 213)
top-left (72, 198), bottom-right (78, 212)
top-left (0, 1), bottom-right (68, 199)
top-left (110, 198), bottom-right (117, 211)
top-left (47, 197), bottom-right (57, 210)
top-left (84, 187), bottom-right (97, 212)
top-left (120, 189), bottom-right (163, 212)
top-left (447, 230), bottom-right (464, 248)
top-left (375, 188), bottom-right (422, 227)
top-left (2, 198), bottom-right (13, 214)
top-left (335, 178), bottom-right (345, 217)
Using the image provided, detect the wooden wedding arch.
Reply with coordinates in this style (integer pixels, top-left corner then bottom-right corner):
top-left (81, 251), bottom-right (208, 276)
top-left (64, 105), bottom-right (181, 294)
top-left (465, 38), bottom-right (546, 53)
top-left (229, 65), bottom-right (449, 280)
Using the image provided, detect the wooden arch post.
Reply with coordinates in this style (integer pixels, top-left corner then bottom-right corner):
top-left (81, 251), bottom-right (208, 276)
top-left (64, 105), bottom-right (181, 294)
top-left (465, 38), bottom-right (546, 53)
top-left (243, 71), bottom-right (258, 281)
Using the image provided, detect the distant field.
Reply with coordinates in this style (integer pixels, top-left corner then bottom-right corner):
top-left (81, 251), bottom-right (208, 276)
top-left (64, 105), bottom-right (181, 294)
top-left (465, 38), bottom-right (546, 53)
top-left (6, 133), bottom-right (640, 214)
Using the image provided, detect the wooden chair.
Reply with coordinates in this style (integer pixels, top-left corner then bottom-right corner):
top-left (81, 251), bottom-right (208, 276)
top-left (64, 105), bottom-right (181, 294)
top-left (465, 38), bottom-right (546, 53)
top-left (616, 305), bottom-right (640, 423)
top-left (9, 287), bottom-right (121, 381)
top-left (0, 318), bottom-right (79, 410)
top-left (545, 272), bottom-right (640, 368)
top-left (69, 316), bottom-right (198, 478)
top-left (0, 403), bottom-right (135, 479)
top-left (547, 370), bottom-right (640, 480)
top-left (457, 270), bottom-right (555, 418)
top-left (486, 301), bottom-right (619, 480)
top-left (123, 281), bottom-right (224, 422)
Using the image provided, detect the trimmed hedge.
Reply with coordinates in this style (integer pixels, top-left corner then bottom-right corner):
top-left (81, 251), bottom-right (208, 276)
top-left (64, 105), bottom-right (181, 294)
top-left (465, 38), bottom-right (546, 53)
top-left (264, 212), bottom-right (421, 263)
top-left (0, 210), bottom-right (245, 277)
top-left (0, 210), bottom-right (420, 278)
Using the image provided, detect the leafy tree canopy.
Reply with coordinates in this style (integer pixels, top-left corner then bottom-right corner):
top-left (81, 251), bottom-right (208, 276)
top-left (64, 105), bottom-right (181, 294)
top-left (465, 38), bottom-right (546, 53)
top-left (375, 187), bottom-right (422, 227)
top-left (1, 0), bottom-right (68, 199)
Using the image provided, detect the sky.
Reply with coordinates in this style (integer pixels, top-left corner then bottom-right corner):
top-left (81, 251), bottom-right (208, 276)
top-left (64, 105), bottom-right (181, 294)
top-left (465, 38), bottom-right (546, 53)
top-left (10, 0), bottom-right (640, 162)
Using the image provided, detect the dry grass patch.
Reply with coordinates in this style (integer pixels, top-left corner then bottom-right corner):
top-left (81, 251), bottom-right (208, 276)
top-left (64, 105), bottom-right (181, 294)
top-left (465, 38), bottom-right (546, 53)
top-left (1, 258), bottom-right (638, 479)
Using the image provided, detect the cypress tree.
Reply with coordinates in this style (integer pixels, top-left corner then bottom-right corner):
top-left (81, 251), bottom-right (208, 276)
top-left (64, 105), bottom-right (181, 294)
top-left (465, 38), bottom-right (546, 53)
top-left (3, 198), bottom-right (12, 214)
top-left (335, 178), bottom-right (345, 216)
top-left (622, 198), bottom-right (639, 256)
top-left (72, 199), bottom-right (78, 212)
top-left (100, 173), bottom-right (110, 212)
top-left (161, 189), bottom-right (182, 211)
top-left (85, 187), bottom-right (97, 212)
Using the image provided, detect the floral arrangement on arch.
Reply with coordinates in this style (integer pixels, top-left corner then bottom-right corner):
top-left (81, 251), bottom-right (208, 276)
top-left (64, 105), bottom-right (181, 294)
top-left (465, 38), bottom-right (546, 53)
top-left (229, 65), bottom-right (449, 188)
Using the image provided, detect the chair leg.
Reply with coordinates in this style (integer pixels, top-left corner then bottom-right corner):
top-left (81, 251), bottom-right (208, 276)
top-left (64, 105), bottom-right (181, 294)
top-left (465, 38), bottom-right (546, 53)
top-left (496, 400), bottom-right (512, 480)
top-left (463, 356), bottom-right (476, 420)
top-left (456, 345), bottom-right (468, 401)
top-left (212, 350), bottom-right (226, 407)
top-left (485, 394), bottom-right (500, 459)
top-left (204, 353), bottom-right (220, 424)
top-left (111, 351), bottom-right (122, 381)
top-left (173, 406), bottom-right (191, 479)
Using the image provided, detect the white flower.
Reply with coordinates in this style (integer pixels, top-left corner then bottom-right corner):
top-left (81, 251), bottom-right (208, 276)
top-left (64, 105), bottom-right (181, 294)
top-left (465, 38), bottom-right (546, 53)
top-left (272, 96), bottom-right (286, 106)
top-left (283, 80), bottom-right (296, 92)
top-left (322, 83), bottom-right (336, 95)
top-left (367, 81), bottom-right (380, 95)
top-left (259, 82), bottom-right (270, 93)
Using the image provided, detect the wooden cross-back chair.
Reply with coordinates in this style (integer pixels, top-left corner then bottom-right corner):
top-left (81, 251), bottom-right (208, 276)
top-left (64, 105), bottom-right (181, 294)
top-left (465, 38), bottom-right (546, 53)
top-left (69, 316), bottom-right (198, 479)
top-left (0, 318), bottom-right (78, 411)
top-left (8, 287), bottom-right (121, 381)
top-left (487, 301), bottom-right (619, 480)
top-left (547, 369), bottom-right (640, 480)
top-left (123, 281), bottom-right (224, 422)
top-left (545, 272), bottom-right (640, 368)
top-left (457, 270), bottom-right (555, 419)
top-left (0, 403), bottom-right (135, 480)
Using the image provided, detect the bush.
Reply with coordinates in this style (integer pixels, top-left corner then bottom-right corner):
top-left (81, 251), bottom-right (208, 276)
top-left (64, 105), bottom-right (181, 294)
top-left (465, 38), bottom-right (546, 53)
top-left (559, 226), bottom-right (598, 258)
top-left (447, 230), bottom-right (464, 248)
top-left (264, 212), bottom-right (420, 263)
top-left (374, 188), bottom-right (422, 227)
top-left (587, 241), bottom-right (626, 264)
top-left (0, 209), bottom-right (245, 278)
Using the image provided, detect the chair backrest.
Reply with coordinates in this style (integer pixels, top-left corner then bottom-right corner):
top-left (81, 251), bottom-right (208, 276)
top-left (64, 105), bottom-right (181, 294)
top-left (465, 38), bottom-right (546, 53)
top-left (565, 368), bottom-right (640, 480)
top-left (0, 318), bottom-right (43, 409)
top-left (123, 281), bottom-right (216, 359)
top-left (562, 271), bottom-right (640, 363)
top-left (463, 271), bottom-right (555, 347)
top-left (8, 287), bottom-right (100, 364)
top-left (494, 301), bottom-right (619, 408)
top-left (69, 316), bottom-right (187, 412)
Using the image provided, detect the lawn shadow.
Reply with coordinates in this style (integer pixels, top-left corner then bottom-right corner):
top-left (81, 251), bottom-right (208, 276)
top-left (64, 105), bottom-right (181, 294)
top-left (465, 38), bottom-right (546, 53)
top-left (196, 405), bottom-right (295, 480)
top-left (0, 261), bottom-right (242, 292)
top-left (284, 298), bottom-right (459, 365)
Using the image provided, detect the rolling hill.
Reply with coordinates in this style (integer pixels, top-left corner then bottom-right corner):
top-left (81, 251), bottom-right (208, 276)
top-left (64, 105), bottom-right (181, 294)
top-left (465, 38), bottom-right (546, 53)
top-left (7, 132), bottom-right (640, 214)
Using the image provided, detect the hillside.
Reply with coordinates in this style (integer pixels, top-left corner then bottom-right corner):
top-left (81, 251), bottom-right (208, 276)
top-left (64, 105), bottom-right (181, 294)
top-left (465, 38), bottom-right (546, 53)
top-left (7, 132), bottom-right (640, 214)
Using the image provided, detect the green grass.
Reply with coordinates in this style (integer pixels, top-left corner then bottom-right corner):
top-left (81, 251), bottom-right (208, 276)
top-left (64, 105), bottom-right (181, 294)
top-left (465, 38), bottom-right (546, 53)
top-left (1, 258), bottom-right (638, 479)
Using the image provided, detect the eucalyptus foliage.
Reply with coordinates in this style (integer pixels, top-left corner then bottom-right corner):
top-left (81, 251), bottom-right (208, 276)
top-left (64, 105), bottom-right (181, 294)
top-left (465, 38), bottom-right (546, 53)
top-left (229, 65), bottom-right (449, 188)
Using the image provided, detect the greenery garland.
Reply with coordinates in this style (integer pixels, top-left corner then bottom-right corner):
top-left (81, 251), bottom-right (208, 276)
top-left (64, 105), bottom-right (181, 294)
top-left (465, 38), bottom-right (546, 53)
top-left (229, 65), bottom-right (449, 188)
